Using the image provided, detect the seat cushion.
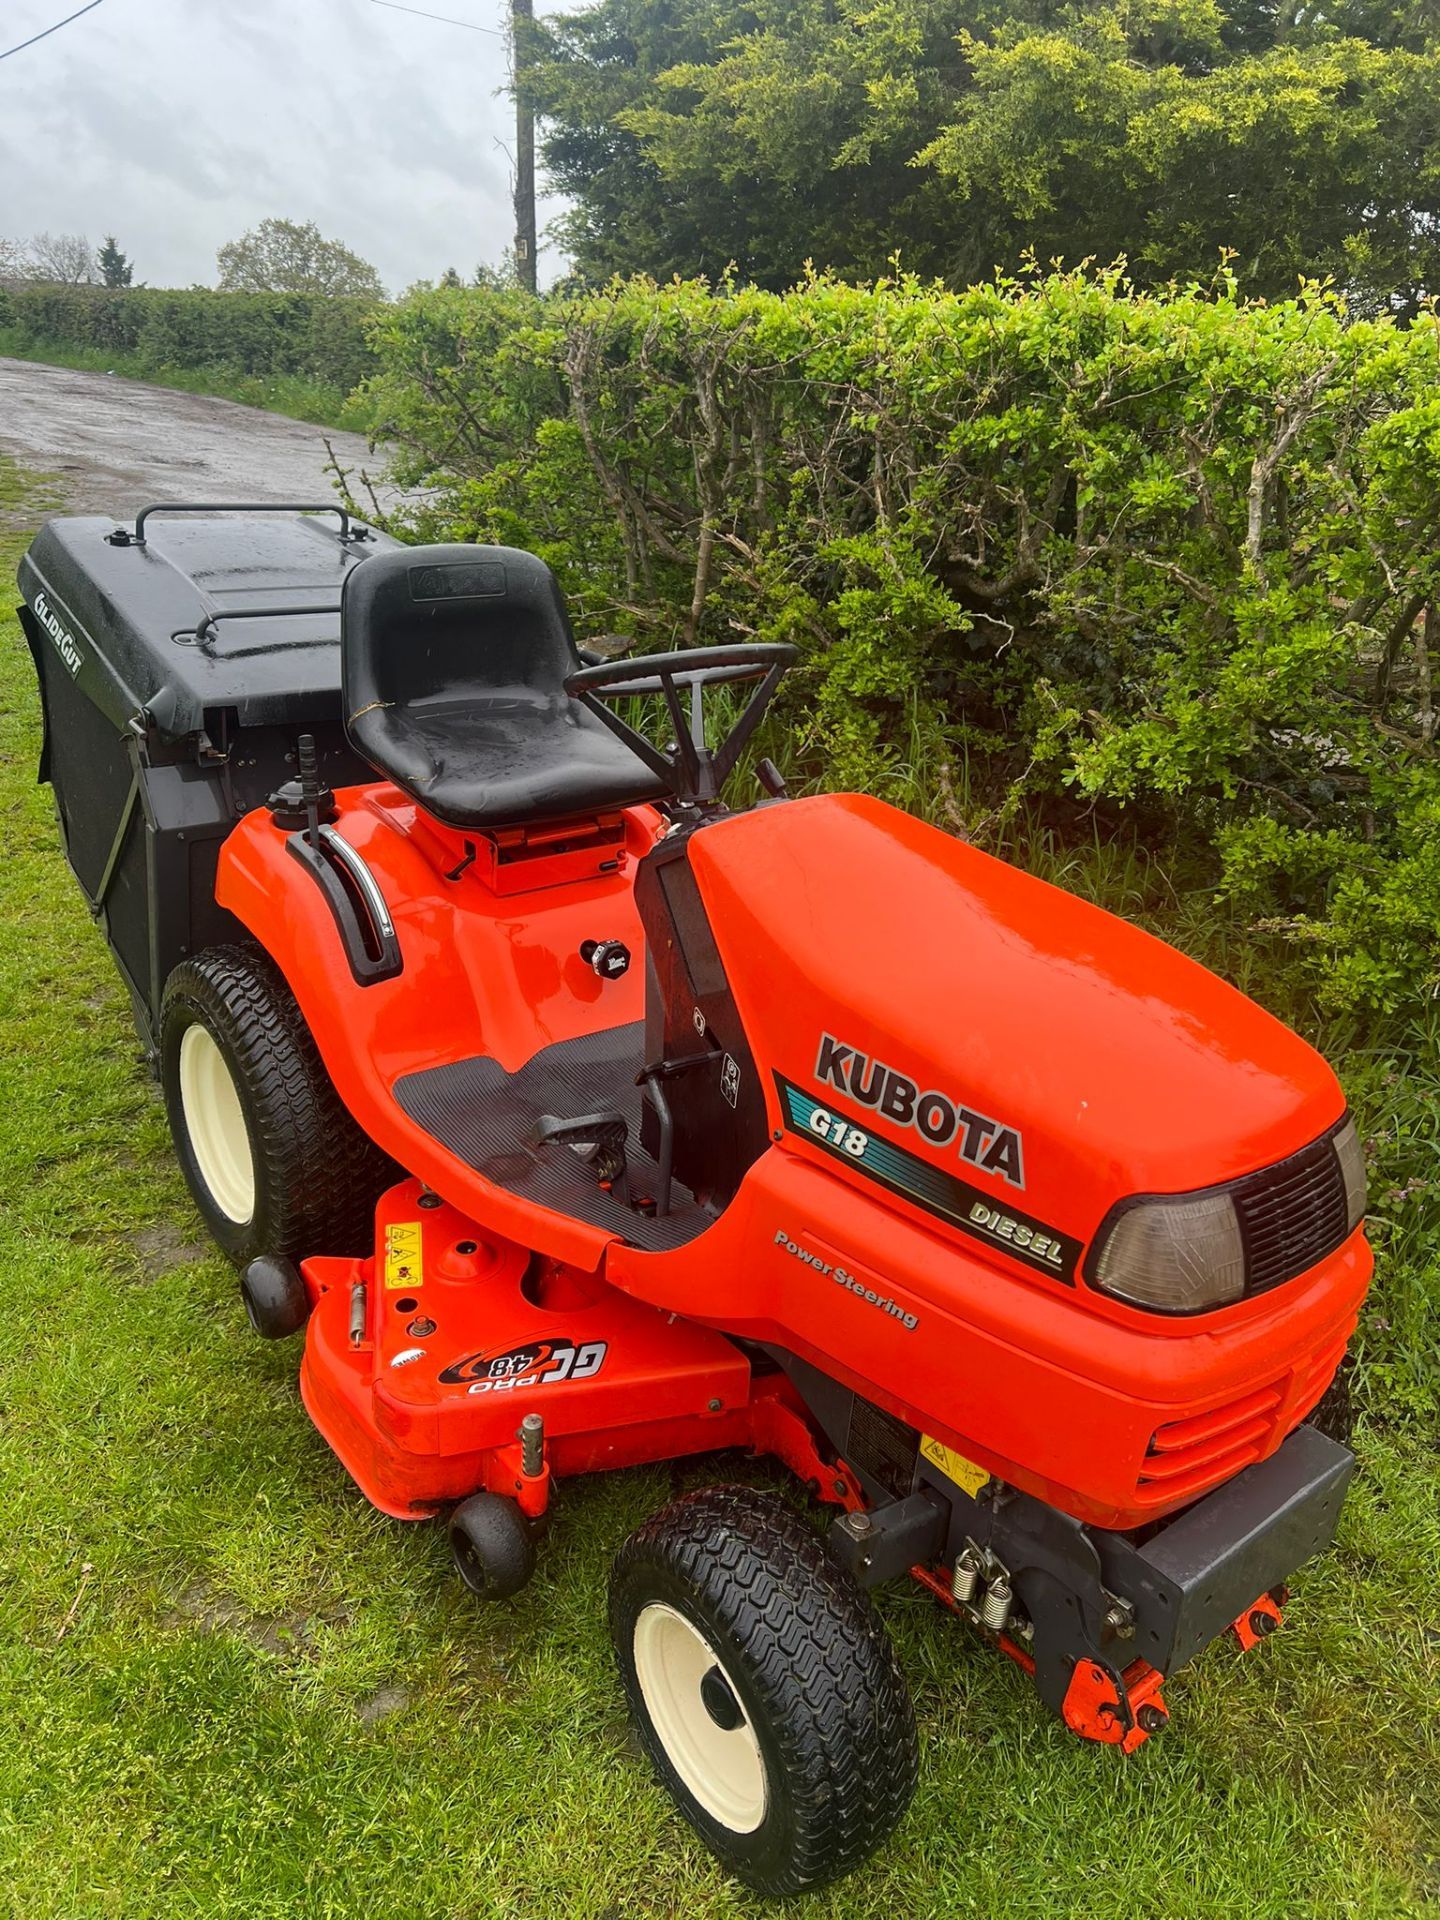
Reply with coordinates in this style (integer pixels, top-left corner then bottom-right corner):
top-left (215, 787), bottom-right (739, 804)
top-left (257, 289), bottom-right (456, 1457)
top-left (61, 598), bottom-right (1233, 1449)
top-left (351, 690), bottom-right (666, 830)
top-left (340, 542), bottom-right (668, 830)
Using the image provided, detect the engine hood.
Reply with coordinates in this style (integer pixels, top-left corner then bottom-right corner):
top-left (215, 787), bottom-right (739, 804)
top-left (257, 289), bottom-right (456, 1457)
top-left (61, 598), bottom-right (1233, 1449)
top-left (687, 794), bottom-right (1344, 1261)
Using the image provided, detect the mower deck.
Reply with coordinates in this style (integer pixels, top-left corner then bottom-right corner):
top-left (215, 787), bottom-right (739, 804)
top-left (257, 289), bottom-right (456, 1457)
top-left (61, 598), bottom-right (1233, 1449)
top-left (299, 1182), bottom-right (752, 1517)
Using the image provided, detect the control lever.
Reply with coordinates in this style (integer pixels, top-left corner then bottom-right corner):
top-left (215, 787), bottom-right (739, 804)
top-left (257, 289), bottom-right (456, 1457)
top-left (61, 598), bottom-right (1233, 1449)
top-left (756, 757), bottom-right (789, 799)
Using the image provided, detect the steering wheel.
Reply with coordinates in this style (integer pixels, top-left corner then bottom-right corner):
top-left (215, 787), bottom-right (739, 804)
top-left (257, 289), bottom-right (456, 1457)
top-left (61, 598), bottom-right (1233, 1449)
top-left (564, 643), bottom-right (798, 805)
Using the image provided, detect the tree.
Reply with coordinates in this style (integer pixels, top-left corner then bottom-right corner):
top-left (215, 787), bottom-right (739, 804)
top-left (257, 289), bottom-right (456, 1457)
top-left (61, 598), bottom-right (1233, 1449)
top-left (917, 8), bottom-right (1440, 312)
top-left (0, 237), bottom-right (25, 285)
top-left (216, 218), bottom-right (385, 299)
top-left (531, 0), bottom-right (1440, 307)
top-left (24, 232), bottom-right (96, 285)
top-left (96, 236), bottom-right (133, 288)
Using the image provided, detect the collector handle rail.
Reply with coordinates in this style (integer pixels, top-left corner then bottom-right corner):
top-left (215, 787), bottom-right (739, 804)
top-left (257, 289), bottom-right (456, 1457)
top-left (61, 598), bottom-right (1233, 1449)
top-left (189, 603), bottom-right (342, 649)
top-left (121, 503), bottom-right (361, 546)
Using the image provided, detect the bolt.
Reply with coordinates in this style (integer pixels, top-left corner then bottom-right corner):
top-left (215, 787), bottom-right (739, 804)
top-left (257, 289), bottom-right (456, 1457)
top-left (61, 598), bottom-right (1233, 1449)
top-left (845, 1511), bottom-right (873, 1536)
top-left (418, 1191), bottom-right (441, 1209)
top-left (1136, 1703), bottom-right (1168, 1734)
top-left (519, 1411), bottom-right (544, 1477)
top-left (1249, 1608), bottom-right (1279, 1638)
top-left (832, 1478), bottom-right (848, 1498)
top-left (706, 1398), bottom-right (721, 1412)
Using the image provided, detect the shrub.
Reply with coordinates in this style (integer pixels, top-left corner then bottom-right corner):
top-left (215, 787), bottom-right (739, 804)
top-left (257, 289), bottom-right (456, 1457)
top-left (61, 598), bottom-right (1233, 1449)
top-left (355, 268), bottom-right (1440, 1019)
top-left (0, 284), bottom-right (377, 391)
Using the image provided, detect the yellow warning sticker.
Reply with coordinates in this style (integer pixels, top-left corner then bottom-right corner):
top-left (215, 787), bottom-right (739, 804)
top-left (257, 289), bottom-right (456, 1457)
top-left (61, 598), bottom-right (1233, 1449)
top-left (920, 1434), bottom-right (990, 1498)
top-left (383, 1221), bottom-right (424, 1290)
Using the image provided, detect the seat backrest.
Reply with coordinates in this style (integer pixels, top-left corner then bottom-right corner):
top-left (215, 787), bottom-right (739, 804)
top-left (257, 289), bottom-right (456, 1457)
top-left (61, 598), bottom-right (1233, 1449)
top-left (342, 543), bottom-right (579, 719)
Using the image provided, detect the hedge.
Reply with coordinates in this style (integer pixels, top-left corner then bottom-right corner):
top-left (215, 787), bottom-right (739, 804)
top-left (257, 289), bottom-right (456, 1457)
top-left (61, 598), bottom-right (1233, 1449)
top-left (355, 270), bottom-right (1440, 1018)
top-left (0, 284), bottom-right (377, 392)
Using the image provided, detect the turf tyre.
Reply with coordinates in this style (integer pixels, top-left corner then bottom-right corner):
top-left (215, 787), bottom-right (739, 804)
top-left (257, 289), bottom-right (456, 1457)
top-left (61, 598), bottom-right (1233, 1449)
top-left (160, 945), bottom-right (390, 1266)
top-left (609, 1485), bottom-right (917, 1895)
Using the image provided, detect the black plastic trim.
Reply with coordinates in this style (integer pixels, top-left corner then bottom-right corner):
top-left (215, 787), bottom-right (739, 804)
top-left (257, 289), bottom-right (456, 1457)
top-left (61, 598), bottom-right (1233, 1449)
top-left (285, 827), bottom-right (403, 985)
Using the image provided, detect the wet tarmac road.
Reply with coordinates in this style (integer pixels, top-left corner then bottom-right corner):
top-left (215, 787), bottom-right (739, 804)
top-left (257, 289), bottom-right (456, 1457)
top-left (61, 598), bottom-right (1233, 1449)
top-left (0, 355), bottom-right (394, 521)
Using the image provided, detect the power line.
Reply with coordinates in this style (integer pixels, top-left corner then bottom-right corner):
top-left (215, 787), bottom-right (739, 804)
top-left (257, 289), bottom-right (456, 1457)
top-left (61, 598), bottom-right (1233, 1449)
top-left (368, 0), bottom-right (503, 35)
top-left (366, 0), bottom-right (534, 288)
top-left (0, 0), bottom-right (105, 63)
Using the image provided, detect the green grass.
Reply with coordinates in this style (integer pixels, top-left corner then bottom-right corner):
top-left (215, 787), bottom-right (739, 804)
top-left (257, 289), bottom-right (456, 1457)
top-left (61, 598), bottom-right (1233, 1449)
top-left (1, 452), bottom-right (1437, 1918)
top-left (0, 330), bottom-right (359, 430)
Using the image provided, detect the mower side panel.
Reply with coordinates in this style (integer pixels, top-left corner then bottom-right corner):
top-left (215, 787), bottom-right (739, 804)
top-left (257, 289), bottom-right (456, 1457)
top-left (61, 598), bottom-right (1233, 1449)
top-left (608, 1146), bottom-right (1370, 1530)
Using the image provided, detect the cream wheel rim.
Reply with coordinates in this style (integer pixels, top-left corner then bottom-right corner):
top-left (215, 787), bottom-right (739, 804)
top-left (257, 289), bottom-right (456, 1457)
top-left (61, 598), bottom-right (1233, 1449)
top-left (178, 1023), bottom-right (255, 1224)
top-left (633, 1603), bottom-right (767, 1833)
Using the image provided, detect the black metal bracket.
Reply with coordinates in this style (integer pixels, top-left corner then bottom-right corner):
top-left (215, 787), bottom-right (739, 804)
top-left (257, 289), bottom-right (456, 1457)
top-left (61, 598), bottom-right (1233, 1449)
top-left (635, 1051), bottom-right (723, 1215)
top-left (564, 644), bottom-right (797, 807)
top-left (828, 1490), bottom-right (949, 1588)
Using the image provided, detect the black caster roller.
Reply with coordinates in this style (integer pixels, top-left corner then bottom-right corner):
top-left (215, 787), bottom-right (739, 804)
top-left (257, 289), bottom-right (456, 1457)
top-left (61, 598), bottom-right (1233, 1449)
top-left (448, 1491), bottom-right (536, 1602)
top-left (240, 1255), bottom-right (310, 1339)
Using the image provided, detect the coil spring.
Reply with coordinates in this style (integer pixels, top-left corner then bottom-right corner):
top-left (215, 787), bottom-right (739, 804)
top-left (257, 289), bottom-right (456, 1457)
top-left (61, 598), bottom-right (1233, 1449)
top-left (979, 1575), bottom-right (1013, 1633)
top-left (952, 1551), bottom-right (982, 1606)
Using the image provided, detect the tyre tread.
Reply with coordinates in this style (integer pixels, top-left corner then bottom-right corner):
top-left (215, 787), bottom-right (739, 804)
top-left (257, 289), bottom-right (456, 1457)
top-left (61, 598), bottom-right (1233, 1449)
top-left (162, 944), bottom-right (392, 1262)
top-left (611, 1485), bottom-right (917, 1895)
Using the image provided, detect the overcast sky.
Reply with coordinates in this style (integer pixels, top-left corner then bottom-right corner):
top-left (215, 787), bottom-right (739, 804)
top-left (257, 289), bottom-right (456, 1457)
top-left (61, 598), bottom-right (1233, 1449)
top-left (0, 0), bottom-right (568, 291)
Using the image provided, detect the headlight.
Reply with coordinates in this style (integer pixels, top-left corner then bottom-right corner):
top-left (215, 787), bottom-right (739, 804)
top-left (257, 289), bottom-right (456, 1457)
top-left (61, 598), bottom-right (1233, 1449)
top-left (1091, 1191), bottom-right (1246, 1313)
top-left (1332, 1117), bottom-right (1367, 1231)
top-left (1091, 1115), bottom-right (1366, 1314)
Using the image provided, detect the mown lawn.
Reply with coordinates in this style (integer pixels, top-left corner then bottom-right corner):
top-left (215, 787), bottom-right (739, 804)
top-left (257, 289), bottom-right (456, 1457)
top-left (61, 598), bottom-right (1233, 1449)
top-left (1, 454), bottom-right (1436, 1919)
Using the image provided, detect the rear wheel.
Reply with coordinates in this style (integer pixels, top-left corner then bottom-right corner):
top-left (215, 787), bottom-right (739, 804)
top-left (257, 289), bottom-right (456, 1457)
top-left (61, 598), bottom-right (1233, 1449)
top-left (161, 946), bottom-right (392, 1266)
top-left (609, 1486), bottom-right (917, 1895)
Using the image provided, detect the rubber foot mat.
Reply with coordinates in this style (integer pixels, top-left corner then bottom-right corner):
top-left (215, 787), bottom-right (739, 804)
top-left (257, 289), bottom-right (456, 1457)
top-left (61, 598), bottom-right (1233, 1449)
top-left (392, 1022), bottom-right (712, 1251)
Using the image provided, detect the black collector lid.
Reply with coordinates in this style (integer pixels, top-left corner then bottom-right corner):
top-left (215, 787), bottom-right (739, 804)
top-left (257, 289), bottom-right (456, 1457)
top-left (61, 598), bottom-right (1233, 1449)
top-left (17, 506), bottom-right (403, 742)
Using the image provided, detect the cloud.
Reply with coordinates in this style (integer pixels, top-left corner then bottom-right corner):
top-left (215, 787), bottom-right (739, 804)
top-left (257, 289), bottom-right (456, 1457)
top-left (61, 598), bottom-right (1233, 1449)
top-left (0, 0), bottom-right (566, 290)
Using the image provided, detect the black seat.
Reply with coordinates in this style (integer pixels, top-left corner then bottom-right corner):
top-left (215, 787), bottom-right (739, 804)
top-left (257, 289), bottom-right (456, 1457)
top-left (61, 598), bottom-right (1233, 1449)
top-left (340, 543), bottom-right (668, 831)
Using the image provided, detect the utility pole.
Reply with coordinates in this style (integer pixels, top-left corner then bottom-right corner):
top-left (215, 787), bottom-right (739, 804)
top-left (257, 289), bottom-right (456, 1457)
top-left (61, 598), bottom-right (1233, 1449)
top-left (511, 0), bottom-right (537, 292)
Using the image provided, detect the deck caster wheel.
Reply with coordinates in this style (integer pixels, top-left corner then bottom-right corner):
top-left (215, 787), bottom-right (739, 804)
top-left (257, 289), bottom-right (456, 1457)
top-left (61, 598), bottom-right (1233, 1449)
top-left (609, 1486), bottom-right (917, 1896)
top-left (448, 1492), bottom-right (536, 1603)
top-left (239, 1256), bottom-right (309, 1339)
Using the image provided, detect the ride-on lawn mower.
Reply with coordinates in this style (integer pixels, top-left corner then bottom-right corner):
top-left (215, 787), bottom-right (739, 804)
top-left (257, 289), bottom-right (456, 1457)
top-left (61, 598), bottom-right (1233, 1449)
top-left (19, 503), bottom-right (1371, 1894)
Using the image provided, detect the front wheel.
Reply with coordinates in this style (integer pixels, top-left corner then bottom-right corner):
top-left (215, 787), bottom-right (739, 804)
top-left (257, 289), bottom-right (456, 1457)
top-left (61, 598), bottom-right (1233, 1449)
top-left (609, 1486), bottom-right (917, 1896)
